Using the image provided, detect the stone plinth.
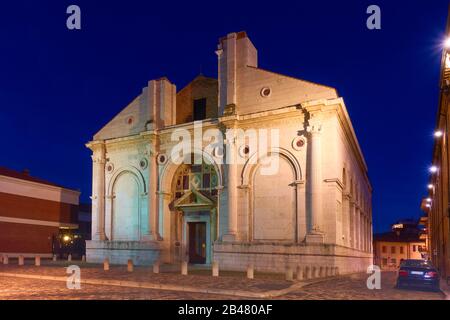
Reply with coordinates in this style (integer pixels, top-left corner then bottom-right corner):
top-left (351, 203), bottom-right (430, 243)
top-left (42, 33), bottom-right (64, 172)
top-left (86, 240), bottom-right (160, 266)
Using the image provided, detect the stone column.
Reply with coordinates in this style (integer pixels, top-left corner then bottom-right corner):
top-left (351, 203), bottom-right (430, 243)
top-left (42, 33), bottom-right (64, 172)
top-left (306, 123), bottom-right (324, 243)
top-left (349, 199), bottom-right (355, 248)
top-left (363, 215), bottom-right (367, 252)
top-left (354, 205), bottom-right (359, 249)
top-left (91, 141), bottom-right (106, 241)
top-left (359, 209), bottom-right (363, 251)
top-left (342, 193), bottom-right (351, 247)
top-left (148, 150), bottom-right (159, 240)
top-left (223, 129), bottom-right (238, 241)
top-left (365, 217), bottom-right (369, 252)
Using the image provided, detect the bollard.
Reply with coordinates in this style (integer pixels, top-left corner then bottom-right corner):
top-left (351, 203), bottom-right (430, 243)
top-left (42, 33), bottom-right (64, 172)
top-left (103, 258), bottom-right (110, 271)
top-left (314, 266), bottom-right (320, 278)
top-left (320, 266), bottom-right (325, 278)
top-left (82, 255), bottom-right (86, 262)
top-left (3, 255), bottom-right (8, 265)
top-left (127, 259), bottom-right (134, 272)
top-left (67, 254), bottom-right (72, 262)
top-left (247, 264), bottom-right (254, 279)
top-left (153, 261), bottom-right (160, 274)
top-left (212, 261), bottom-right (219, 277)
top-left (181, 261), bottom-right (188, 276)
top-left (35, 256), bottom-right (41, 267)
top-left (18, 255), bottom-right (24, 266)
top-left (285, 266), bottom-right (294, 281)
top-left (296, 266), bottom-right (304, 281)
top-left (305, 266), bottom-right (311, 279)
top-left (52, 254), bottom-right (57, 262)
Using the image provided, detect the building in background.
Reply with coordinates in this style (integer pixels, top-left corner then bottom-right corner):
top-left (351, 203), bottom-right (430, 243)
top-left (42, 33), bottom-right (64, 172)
top-left (86, 31), bottom-right (373, 274)
top-left (0, 167), bottom-right (80, 258)
top-left (373, 220), bottom-right (427, 270)
top-left (423, 7), bottom-right (450, 280)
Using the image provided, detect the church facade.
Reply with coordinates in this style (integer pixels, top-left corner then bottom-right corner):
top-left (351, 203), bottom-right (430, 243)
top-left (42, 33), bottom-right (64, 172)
top-left (86, 32), bottom-right (373, 274)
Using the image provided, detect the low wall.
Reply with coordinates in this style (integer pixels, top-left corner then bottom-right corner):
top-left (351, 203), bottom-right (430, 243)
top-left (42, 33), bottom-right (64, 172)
top-left (213, 242), bottom-right (373, 274)
top-left (86, 241), bottom-right (161, 265)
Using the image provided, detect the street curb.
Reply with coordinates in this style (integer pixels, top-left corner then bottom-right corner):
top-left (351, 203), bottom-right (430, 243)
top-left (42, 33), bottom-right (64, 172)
top-left (439, 279), bottom-right (450, 300)
top-left (0, 271), bottom-right (328, 299)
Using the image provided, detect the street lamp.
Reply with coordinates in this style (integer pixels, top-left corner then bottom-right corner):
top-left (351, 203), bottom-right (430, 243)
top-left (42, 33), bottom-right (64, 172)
top-left (434, 130), bottom-right (443, 138)
top-left (445, 38), bottom-right (450, 48)
top-left (427, 184), bottom-right (434, 190)
top-left (429, 166), bottom-right (438, 174)
top-left (426, 198), bottom-right (432, 203)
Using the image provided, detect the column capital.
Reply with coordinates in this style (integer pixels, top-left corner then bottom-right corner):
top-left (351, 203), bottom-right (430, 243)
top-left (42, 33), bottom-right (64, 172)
top-left (306, 123), bottom-right (322, 135)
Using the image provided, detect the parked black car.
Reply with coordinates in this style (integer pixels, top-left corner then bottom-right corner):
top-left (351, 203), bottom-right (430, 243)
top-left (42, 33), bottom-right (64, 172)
top-left (396, 259), bottom-right (440, 291)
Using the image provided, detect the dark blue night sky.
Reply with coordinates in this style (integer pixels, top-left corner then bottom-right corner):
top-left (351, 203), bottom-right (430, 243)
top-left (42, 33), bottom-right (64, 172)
top-left (0, 1), bottom-right (448, 233)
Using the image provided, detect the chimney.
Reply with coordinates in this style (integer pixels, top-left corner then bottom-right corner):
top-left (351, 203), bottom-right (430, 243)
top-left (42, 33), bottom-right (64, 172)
top-left (216, 31), bottom-right (257, 116)
top-left (142, 77), bottom-right (176, 130)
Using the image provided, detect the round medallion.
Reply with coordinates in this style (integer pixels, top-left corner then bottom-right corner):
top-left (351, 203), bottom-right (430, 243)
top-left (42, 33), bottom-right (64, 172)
top-left (106, 163), bottom-right (114, 173)
top-left (292, 137), bottom-right (306, 151)
top-left (239, 145), bottom-right (251, 157)
top-left (139, 158), bottom-right (148, 170)
top-left (126, 116), bottom-right (134, 126)
top-left (157, 154), bottom-right (168, 165)
top-left (260, 87), bottom-right (272, 98)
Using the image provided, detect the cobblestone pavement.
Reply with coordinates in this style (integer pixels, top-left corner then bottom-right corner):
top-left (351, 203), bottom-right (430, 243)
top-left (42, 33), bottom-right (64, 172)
top-left (0, 262), bottom-right (446, 300)
top-left (282, 272), bottom-right (445, 300)
top-left (0, 261), bottom-right (290, 293)
top-left (0, 276), bottom-right (235, 300)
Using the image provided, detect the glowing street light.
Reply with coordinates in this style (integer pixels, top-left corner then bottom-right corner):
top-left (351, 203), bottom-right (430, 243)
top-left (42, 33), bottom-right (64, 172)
top-left (434, 130), bottom-right (443, 138)
top-left (445, 38), bottom-right (450, 48)
top-left (427, 184), bottom-right (434, 190)
top-left (426, 198), bottom-right (432, 203)
top-left (426, 203), bottom-right (432, 209)
top-left (430, 166), bottom-right (438, 174)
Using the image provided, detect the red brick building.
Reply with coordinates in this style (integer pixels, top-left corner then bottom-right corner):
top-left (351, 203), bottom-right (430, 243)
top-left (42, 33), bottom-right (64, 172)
top-left (0, 167), bottom-right (80, 258)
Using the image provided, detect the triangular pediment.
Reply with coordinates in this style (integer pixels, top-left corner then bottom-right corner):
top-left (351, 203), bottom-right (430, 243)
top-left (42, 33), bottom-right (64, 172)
top-left (173, 189), bottom-right (215, 209)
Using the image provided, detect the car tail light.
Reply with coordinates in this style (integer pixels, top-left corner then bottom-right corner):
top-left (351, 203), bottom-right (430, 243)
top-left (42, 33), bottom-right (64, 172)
top-left (425, 271), bottom-right (438, 278)
top-left (399, 270), bottom-right (408, 277)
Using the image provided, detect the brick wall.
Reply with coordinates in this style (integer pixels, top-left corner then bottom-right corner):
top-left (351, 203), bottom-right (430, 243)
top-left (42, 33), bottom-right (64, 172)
top-left (0, 192), bottom-right (77, 223)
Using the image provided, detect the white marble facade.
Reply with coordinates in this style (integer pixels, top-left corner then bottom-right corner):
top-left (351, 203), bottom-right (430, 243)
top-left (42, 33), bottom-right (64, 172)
top-left (86, 32), bottom-right (373, 274)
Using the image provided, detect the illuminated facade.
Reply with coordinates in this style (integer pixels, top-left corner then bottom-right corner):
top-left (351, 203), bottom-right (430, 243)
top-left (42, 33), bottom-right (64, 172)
top-left (86, 32), bottom-right (373, 273)
top-left (373, 221), bottom-right (426, 270)
top-left (423, 9), bottom-right (450, 280)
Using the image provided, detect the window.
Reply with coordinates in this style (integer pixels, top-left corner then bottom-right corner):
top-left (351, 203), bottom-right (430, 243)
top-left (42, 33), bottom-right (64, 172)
top-left (382, 246), bottom-right (387, 253)
top-left (173, 162), bottom-right (218, 198)
top-left (413, 245), bottom-right (417, 252)
top-left (391, 246), bottom-right (396, 254)
top-left (382, 258), bottom-right (388, 265)
top-left (391, 258), bottom-right (397, 265)
top-left (193, 98), bottom-right (207, 121)
top-left (400, 246), bottom-right (404, 254)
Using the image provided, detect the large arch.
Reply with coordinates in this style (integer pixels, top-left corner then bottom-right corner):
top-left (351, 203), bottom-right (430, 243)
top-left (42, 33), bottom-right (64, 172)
top-left (159, 148), bottom-right (224, 193)
top-left (107, 166), bottom-right (147, 241)
top-left (241, 147), bottom-right (302, 186)
top-left (240, 147), bottom-right (304, 242)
